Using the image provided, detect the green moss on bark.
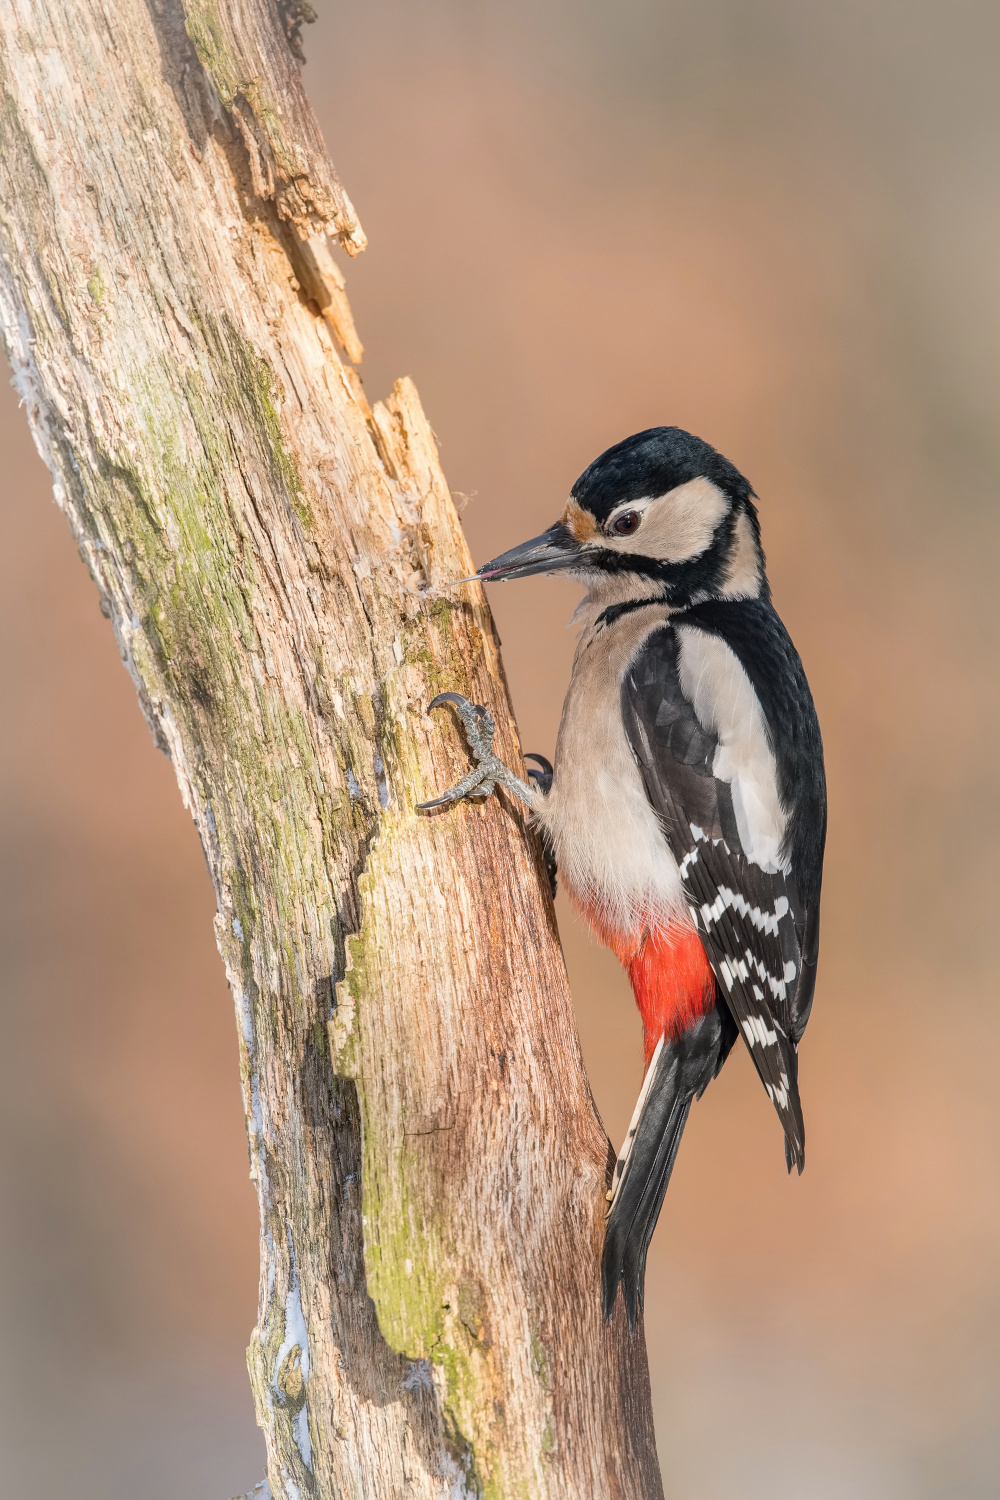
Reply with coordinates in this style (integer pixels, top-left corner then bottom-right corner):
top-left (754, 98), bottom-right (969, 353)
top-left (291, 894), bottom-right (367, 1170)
top-left (183, 2), bottom-right (300, 180)
top-left (82, 314), bottom-right (346, 1016)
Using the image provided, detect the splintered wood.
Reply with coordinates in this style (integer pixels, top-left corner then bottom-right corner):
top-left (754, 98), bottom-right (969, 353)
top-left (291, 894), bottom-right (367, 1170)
top-left (0, 3), bottom-right (663, 1495)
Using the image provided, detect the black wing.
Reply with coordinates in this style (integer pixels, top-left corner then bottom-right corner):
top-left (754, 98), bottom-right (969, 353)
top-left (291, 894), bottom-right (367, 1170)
top-left (622, 615), bottom-right (825, 1170)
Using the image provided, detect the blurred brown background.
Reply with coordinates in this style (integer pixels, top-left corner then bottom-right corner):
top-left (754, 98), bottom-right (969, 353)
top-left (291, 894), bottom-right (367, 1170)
top-left (2, 2), bottom-right (998, 1495)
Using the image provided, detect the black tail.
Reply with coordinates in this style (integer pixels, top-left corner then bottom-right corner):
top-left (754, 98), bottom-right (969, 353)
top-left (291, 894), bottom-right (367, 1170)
top-left (602, 1006), bottom-right (730, 1330)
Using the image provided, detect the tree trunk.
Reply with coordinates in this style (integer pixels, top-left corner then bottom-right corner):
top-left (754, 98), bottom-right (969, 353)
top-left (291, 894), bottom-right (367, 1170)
top-left (0, 4), bottom-right (663, 1496)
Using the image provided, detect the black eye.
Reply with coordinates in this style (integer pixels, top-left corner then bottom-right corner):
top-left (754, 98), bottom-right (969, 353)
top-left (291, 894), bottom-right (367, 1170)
top-left (610, 510), bottom-right (641, 536)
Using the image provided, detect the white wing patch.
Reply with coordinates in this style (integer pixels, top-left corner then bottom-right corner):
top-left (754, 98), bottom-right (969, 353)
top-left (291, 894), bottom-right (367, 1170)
top-left (677, 625), bottom-right (790, 873)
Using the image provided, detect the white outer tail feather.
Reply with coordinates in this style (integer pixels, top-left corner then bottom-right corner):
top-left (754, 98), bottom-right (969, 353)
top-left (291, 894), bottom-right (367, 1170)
top-left (607, 1034), bottom-right (667, 1211)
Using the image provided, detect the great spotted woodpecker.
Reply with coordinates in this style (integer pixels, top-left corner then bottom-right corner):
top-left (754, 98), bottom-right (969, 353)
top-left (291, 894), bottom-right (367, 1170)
top-left (420, 427), bottom-right (827, 1330)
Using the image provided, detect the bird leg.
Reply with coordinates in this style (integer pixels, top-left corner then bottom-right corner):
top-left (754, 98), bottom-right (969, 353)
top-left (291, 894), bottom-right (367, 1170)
top-left (417, 693), bottom-right (535, 810)
top-left (419, 695), bottom-right (559, 897)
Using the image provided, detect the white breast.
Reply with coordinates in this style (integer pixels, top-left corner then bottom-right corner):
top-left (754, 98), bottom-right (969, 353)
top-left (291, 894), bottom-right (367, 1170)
top-left (675, 624), bottom-right (789, 873)
top-left (536, 603), bottom-right (687, 937)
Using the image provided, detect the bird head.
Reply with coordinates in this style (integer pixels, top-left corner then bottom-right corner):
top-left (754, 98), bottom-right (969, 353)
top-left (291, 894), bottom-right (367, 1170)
top-left (474, 427), bottom-right (767, 608)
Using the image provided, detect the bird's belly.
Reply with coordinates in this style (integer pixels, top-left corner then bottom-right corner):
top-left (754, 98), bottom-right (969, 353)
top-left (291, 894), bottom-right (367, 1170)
top-left (537, 626), bottom-right (687, 937)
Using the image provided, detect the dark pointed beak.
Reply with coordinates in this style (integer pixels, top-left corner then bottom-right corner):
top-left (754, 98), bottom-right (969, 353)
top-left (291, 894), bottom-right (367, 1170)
top-left (476, 523), bottom-right (582, 582)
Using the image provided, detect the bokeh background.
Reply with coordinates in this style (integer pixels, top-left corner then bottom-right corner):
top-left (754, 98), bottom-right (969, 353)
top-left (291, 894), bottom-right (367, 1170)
top-left (2, 2), bottom-right (998, 1496)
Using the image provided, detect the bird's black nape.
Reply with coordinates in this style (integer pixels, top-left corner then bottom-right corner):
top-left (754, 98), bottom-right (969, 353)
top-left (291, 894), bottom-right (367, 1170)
top-left (602, 1006), bottom-right (731, 1331)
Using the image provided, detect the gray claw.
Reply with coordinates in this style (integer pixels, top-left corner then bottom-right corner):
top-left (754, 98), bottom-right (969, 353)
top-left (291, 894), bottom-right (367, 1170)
top-left (418, 693), bottom-right (535, 811)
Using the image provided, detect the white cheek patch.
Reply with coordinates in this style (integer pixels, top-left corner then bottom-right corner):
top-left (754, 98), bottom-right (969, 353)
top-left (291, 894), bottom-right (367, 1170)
top-left (603, 477), bottom-right (729, 563)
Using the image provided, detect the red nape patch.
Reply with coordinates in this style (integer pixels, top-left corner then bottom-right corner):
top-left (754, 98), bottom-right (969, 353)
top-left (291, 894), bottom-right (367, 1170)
top-left (570, 896), bottom-right (715, 1069)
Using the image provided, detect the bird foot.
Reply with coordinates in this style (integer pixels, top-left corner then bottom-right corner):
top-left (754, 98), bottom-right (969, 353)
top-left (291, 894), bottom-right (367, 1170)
top-left (417, 693), bottom-right (536, 810)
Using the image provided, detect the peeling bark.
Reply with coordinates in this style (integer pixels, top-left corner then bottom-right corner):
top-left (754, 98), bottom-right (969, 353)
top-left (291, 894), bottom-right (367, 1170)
top-left (0, 2), bottom-right (664, 1495)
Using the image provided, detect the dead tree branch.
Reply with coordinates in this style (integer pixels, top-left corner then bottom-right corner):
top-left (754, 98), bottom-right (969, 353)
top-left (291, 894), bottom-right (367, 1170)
top-left (0, 3), bottom-right (663, 1494)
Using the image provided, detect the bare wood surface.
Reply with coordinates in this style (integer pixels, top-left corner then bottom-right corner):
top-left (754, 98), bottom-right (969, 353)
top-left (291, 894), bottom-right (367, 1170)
top-left (0, 3), bottom-right (663, 1495)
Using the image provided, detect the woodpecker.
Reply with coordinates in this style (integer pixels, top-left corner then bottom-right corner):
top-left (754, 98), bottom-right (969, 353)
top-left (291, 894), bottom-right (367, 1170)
top-left (420, 427), bottom-right (827, 1330)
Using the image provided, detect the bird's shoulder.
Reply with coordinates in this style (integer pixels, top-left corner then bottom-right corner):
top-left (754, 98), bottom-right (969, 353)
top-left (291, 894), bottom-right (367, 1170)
top-left (624, 598), bottom-right (826, 896)
top-left (679, 597), bottom-right (824, 775)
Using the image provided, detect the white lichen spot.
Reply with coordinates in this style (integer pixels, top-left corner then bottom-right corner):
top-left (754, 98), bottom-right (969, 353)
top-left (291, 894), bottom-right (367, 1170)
top-left (265, 1229), bottom-right (277, 1297)
top-left (293, 1406), bottom-right (312, 1471)
top-left (401, 1358), bottom-right (433, 1395)
top-left (280, 1469), bottom-right (302, 1500)
top-left (437, 1447), bottom-right (479, 1500)
top-left (275, 1242), bottom-right (312, 1471)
